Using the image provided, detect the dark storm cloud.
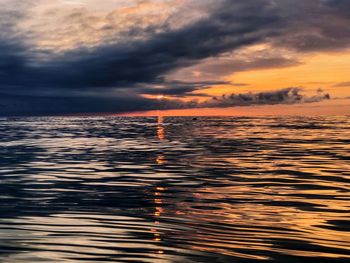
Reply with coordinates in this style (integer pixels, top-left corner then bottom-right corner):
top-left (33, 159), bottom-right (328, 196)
top-left (174, 56), bottom-right (301, 81)
top-left (323, 0), bottom-right (350, 18)
top-left (135, 80), bottom-right (229, 97)
top-left (0, 0), bottom-right (283, 90)
top-left (272, 0), bottom-right (350, 52)
top-left (0, 93), bottom-right (157, 116)
top-left (0, 2), bottom-right (32, 82)
top-left (0, 0), bottom-right (348, 115)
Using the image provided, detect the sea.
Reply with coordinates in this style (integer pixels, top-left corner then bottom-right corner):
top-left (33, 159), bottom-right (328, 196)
top-left (0, 116), bottom-right (349, 263)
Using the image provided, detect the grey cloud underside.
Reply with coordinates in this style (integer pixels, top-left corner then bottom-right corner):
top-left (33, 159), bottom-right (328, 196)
top-left (170, 55), bottom-right (301, 82)
top-left (0, 0), bottom-right (348, 115)
top-left (1, 0), bottom-right (282, 88)
top-left (135, 80), bottom-right (230, 97)
top-left (271, 0), bottom-right (350, 52)
top-left (0, 94), bottom-right (155, 116)
top-left (155, 88), bottom-right (331, 111)
top-left (0, 88), bottom-right (330, 116)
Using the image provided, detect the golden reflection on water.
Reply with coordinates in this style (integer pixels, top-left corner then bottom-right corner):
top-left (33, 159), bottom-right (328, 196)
top-left (179, 178), bottom-right (350, 259)
top-left (1, 116), bottom-right (350, 262)
top-left (157, 116), bottom-right (165, 141)
top-left (154, 116), bottom-right (166, 258)
top-left (156, 155), bottom-right (165, 165)
top-left (153, 116), bottom-right (166, 257)
top-left (151, 116), bottom-right (350, 260)
top-left (151, 186), bottom-right (165, 257)
top-left (156, 116), bottom-right (166, 165)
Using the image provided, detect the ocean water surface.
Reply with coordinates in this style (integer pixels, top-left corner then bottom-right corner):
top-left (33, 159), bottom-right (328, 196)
top-left (0, 116), bottom-right (349, 262)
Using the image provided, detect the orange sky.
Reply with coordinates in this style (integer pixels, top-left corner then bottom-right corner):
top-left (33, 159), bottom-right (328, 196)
top-left (137, 50), bottom-right (350, 116)
top-left (200, 51), bottom-right (350, 98)
top-left (2, 0), bottom-right (350, 116)
top-left (120, 99), bottom-right (350, 117)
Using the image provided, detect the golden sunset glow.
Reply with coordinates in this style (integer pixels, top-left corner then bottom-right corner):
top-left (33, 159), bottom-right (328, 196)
top-left (2, 2), bottom-right (350, 263)
top-left (200, 51), bottom-right (350, 98)
top-left (0, 0), bottom-right (349, 115)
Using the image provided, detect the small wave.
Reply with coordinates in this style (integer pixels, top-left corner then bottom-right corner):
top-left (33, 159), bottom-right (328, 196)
top-left (0, 116), bottom-right (349, 262)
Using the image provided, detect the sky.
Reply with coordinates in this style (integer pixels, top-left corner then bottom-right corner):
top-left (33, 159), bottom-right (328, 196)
top-left (0, 0), bottom-right (349, 116)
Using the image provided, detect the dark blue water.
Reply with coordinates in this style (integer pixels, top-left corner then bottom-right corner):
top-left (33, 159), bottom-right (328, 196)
top-left (0, 116), bottom-right (349, 262)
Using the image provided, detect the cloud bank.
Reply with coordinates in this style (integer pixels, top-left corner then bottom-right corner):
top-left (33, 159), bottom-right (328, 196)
top-left (155, 88), bottom-right (331, 110)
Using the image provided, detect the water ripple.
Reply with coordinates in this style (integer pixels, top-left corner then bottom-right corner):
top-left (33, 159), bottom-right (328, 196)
top-left (0, 116), bottom-right (349, 262)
